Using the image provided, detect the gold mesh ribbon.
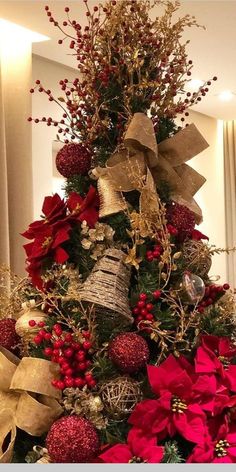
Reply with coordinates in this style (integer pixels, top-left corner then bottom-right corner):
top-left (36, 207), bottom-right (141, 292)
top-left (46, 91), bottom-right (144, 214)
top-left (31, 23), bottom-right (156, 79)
top-left (0, 348), bottom-right (63, 463)
top-left (93, 112), bottom-right (208, 224)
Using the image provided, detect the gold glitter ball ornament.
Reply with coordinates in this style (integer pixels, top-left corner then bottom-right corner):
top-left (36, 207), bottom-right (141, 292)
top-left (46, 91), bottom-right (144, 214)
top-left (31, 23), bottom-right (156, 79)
top-left (100, 376), bottom-right (143, 420)
top-left (182, 240), bottom-right (212, 278)
top-left (15, 308), bottom-right (47, 340)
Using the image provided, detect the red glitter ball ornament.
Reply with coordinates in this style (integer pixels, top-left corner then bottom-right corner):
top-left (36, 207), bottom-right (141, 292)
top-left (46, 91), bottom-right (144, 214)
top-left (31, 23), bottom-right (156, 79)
top-left (46, 416), bottom-right (100, 463)
top-left (166, 201), bottom-right (195, 239)
top-left (56, 143), bottom-right (92, 178)
top-left (0, 318), bottom-right (20, 353)
top-left (109, 332), bottom-right (150, 374)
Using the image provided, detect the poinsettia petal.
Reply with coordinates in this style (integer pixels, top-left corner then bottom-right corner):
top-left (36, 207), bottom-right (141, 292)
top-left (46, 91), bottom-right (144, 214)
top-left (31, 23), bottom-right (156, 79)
top-left (219, 338), bottom-right (236, 357)
top-left (52, 228), bottom-right (71, 248)
top-left (177, 355), bottom-right (195, 377)
top-left (147, 356), bottom-right (187, 396)
top-left (79, 207), bottom-right (98, 228)
top-left (227, 429), bottom-right (236, 444)
top-left (22, 221), bottom-right (46, 239)
top-left (80, 185), bottom-right (98, 210)
top-left (129, 399), bottom-right (161, 433)
top-left (201, 335), bottom-right (220, 353)
top-left (213, 456), bottom-right (233, 463)
top-left (67, 192), bottom-right (83, 212)
top-left (191, 229), bottom-right (209, 241)
top-left (174, 405), bottom-right (206, 444)
top-left (128, 427), bottom-right (156, 457)
top-left (142, 446), bottom-right (164, 463)
top-left (214, 392), bottom-right (230, 416)
top-left (193, 374), bottom-right (217, 412)
top-left (195, 346), bottom-right (217, 373)
top-left (228, 447), bottom-right (236, 459)
top-left (169, 371), bottom-right (193, 400)
top-left (42, 194), bottom-right (58, 215)
top-left (151, 393), bottom-right (172, 437)
top-left (23, 242), bottom-right (35, 257)
top-left (54, 246), bottom-right (69, 264)
top-left (193, 374), bottom-right (216, 397)
top-left (226, 365), bottom-right (236, 392)
top-left (99, 444), bottom-right (132, 463)
top-left (187, 442), bottom-right (213, 463)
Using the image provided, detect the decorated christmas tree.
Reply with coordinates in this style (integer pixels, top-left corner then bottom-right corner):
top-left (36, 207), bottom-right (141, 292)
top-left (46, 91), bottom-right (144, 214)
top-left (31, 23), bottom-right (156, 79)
top-left (1, 0), bottom-right (236, 464)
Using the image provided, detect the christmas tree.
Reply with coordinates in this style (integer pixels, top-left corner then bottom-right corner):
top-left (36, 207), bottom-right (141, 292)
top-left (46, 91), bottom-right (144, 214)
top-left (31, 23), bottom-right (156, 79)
top-left (1, 0), bottom-right (236, 464)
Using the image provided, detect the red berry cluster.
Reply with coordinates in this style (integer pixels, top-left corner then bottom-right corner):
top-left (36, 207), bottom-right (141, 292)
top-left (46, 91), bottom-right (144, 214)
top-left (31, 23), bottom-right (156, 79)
top-left (132, 291), bottom-right (161, 330)
top-left (28, 2), bottom-right (218, 154)
top-left (146, 244), bottom-right (162, 262)
top-left (197, 283), bottom-right (230, 313)
top-left (29, 320), bottom-right (96, 390)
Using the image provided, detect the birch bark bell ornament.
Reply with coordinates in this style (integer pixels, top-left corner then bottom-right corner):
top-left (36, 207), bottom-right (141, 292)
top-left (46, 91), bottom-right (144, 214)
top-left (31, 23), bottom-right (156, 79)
top-left (79, 248), bottom-right (133, 337)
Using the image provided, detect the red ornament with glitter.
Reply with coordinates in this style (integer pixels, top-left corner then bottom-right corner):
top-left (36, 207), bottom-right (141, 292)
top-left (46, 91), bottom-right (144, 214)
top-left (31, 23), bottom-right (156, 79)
top-left (166, 201), bottom-right (195, 240)
top-left (0, 318), bottom-right (20, 353)
top-left (109, 332), bottom-right (150, 374)
top-left (46, 416), bottom-right (100, 463)
top-left (56, 143), bottom-right (92, 177)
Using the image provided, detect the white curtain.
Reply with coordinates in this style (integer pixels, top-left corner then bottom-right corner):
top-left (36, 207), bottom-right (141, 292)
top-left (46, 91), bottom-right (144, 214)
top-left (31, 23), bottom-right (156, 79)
top-left (0, 40), bottom-right (33, 277)
top-left (0, 61), bottom-right (10, 268)
top-left (224, 120), bottom-right (236, 289)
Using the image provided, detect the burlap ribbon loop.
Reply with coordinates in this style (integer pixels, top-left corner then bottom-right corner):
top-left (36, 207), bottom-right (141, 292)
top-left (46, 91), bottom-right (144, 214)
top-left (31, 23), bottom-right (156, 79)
top-left (0, 409), bottom-right (16, 463)
top-left (93, 113), bottom-right (208, 223)
top-left (0, 350), bottom-right (63, 462)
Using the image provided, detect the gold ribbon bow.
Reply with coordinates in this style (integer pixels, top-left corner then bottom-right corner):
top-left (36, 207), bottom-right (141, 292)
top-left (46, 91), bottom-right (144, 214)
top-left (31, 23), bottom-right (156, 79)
top-left (93, 113), bottom-right (208, 224)
top-left (0, 347), bottom-right (63, 463)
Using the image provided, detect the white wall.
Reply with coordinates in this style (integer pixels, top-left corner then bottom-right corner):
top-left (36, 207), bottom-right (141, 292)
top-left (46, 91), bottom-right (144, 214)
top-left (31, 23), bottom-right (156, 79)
top-left (186, 111), bottom-right (226, 282)
top-left (32, 54), bottom-right (74, 218)
top-left (32, 55), bottom-right (227, 282)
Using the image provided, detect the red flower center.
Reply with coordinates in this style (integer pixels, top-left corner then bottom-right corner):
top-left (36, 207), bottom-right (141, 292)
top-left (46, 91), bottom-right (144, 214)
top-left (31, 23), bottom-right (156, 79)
top-left (72, 203), bottom-right (81, 214)
top-left (128, 456), bottom-right (147, 463)
top-left (218, 356), bottom-right (230, 368)
top-left (42, 236), bottom-right (53, 249)
top-left (215, 439), bottom-right (230, 458)
top-left (171, 396), bottom-right (188, 413)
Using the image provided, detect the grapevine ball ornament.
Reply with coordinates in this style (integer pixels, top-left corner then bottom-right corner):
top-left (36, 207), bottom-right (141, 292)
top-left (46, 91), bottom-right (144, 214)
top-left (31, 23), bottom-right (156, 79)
top-left (56, 143), bottom-right (92, 178)
top-left (166, 201), bottom-right (195, 240)
top-left (109, 332), bottom-right (150, 374)
top-left (46, 416), bottom-right (100, 463)
top-left (182, 239), bottom-right (212, 278)
top-left (0, 318), bottom-right (20, 353)
top-left (100, 376), bottom-right (143, 420)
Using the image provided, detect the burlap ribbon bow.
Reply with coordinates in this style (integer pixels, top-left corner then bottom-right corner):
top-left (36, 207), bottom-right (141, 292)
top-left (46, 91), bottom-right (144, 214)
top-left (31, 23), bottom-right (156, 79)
top-left (0, 347), bottom-right (62, 463)
top-left (92, 113), bottom-right (208, 224)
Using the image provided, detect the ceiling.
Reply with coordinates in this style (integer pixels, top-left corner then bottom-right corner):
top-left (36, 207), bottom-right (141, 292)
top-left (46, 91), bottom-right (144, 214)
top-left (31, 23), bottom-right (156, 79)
top-left (0, 0), bottom-right (236, 120)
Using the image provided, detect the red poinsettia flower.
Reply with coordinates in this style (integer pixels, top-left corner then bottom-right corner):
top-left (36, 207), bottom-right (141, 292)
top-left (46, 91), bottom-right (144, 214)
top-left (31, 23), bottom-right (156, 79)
top-left (195, 335), bottom-right (236, 391)
top-left (187, 417), bottom-right (236, 463)
top-left (129, 394), bottom-right (206, 444)
top-left (67, 186), bottom-right (99, 228)
top-left (148, 355), bottom-right (219, 414)
top-left (99, 427), bottom-right (163, 463)
top-left (23, 224), bottom-right (71, 289)
top-left (129, 356), bottom-right (207, 444)
top-left (22, 193), bottom-right (67, 239)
